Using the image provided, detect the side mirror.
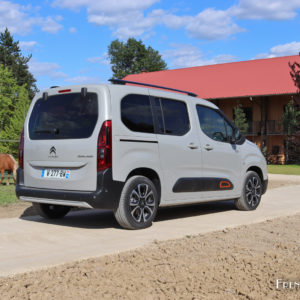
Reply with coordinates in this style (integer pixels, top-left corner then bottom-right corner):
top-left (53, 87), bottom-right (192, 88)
top-left (230, 128), bottom-right (240, 144)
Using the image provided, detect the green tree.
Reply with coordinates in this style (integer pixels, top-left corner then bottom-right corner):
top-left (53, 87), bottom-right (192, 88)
top-left (233, 105), bottom-right (249, 134)
top-left (108, 38), bottom-right (167, 79)
top-left (0, 65), bottom-right (16, 131)
top-left (0, 65), bottom-right (30, 156)
top-left (281, 99), bottom-right (300, 163)
top-left (0, 28), bottom-right (37, 98)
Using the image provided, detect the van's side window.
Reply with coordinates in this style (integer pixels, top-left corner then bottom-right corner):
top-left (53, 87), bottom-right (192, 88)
top-left (121, 94), bottom-right (154, 133)
top-left (197, 105), bottom-right (232, 142)
top-left (155, 98), bottom-right (190, 136)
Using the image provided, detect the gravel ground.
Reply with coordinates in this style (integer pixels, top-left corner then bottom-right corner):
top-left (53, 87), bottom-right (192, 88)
top-left (0, 214), bottom-right (299, 299)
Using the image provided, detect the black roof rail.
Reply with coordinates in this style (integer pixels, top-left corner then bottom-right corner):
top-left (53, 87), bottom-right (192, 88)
top-left (109, 78), bottom-right (198, 97)
top-left (50, 86), bottom-right (59, 89)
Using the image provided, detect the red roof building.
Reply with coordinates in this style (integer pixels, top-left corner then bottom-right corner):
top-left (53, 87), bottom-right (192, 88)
top-left (124, 55), bottom-right (300, 164)
top-left (125, 55), bottom-right (300, 99)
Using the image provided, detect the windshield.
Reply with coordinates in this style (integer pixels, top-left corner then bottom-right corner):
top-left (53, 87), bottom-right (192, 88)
top-left (29, 92), bottom-right (98, 140)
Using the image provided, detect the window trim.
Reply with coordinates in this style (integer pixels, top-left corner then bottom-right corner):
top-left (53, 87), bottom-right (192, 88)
top-left (149, 96), bottom-right (165, 135)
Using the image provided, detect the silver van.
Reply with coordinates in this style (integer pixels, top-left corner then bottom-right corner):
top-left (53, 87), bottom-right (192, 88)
top-left (16, 80), bottom-right (268, 229)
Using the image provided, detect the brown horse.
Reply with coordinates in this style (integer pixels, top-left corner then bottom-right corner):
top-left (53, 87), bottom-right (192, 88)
top-left (0, 154), bottom-right (18, 185)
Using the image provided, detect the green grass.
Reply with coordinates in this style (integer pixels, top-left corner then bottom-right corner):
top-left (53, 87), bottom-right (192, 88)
top-left (267, 164), bottom-right (300, 175)
top-left (0, 184), bottom-right (18, 206)
top-left (0, 172), bottom-right (18, 206)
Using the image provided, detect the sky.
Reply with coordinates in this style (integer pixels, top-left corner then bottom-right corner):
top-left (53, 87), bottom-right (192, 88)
top-left (1, 0), bottom-right (300, 91)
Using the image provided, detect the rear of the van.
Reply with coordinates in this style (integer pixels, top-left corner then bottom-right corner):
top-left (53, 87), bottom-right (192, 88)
top-left (16, 85), bottom-right (124, 210)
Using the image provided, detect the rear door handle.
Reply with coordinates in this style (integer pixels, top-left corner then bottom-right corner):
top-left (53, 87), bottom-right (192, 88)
top-left (204, 144), bottom-right (214, 151)
top-left (188, 143), bottom-right (198, 149)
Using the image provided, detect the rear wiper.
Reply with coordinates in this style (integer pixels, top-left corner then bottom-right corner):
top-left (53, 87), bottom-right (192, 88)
top-left (34, 128), bottom-right (60, 134)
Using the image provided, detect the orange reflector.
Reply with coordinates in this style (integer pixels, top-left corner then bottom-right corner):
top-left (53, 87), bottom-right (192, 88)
top-left (219, 180), bottom-right (231, 189)
top-left (58, 89), bottom-right (71, 93)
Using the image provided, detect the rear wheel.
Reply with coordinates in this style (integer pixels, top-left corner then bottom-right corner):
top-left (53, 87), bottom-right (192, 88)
top-left (114, 175), bottom-right (159, 230)
top-left (33, 203), bottom-right (71, 219)
top-left (235, 171), bottom-right (262, 211)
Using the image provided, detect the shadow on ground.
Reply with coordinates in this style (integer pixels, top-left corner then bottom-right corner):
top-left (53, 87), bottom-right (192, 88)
top-left (20, 200), bottom-right (236, 230)
top-left (20, 205), bottom-right (37, 217)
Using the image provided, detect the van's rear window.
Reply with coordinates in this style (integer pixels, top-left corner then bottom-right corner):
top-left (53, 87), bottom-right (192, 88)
top-left (29, 93), bottom-right (98, 140)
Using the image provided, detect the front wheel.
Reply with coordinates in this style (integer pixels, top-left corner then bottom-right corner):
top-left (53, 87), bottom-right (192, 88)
top-left (33, 203), bottom-right (71, 219)
top-left (235, 171), bottom-right (262, 211)
top-left (114, 176), bottom-right (159, 230)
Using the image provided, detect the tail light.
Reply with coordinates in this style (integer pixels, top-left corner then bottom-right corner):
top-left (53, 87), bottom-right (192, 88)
top-left (97, 120), bottom-right (112, 171)
top-left (18, 127), bottom-right (24, 169)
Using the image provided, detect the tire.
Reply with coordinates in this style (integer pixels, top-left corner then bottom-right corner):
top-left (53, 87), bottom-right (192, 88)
top-left (235, 171), bottom-right (262, 211)
top-left (33, 203), bottom-right (71, 219)
top-left (114, 175), bottom-right (159, 230)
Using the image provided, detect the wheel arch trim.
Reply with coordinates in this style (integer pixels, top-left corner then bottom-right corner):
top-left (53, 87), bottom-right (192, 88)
top-left (125, 167), bottom-right (161, 203)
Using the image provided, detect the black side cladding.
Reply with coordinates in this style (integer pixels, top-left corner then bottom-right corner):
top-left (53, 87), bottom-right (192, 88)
top-left (173, 177), bottom-right (234, 193)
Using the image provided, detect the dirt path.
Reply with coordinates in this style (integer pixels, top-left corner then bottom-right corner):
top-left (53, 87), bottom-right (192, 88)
top-left (0, 214), bottom-right (299, 299)
top-left (0, 202), bottom-right (33, 219)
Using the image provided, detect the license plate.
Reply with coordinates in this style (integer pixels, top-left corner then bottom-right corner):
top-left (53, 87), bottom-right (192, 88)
top-left (41, 169), bottom-right (70, 179)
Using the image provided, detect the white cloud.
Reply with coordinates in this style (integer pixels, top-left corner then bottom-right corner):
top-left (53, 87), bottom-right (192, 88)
top-left (0, 0), bottom-right (35, 34)
top-left (183, 8), bottom-right (244, 40)
top-left (164, 45), bottom-right (236, 68)
top-left (69, 27), bottom-right (77, 33)
top-left (29, 58), bottom-right (103, 86)
top-left (51, 0), bottom-right (300, 40)
top-left (87, 54), bottom-right (110, 65)
top-left (149, 9), bottom-right (244, 40)
top-left (88, 10), bottom-right (156, 39)
top-left (232, 0), bottom-right (300, 20)
top-left (19, 41), bottom-right (38, 51)
top-left (41, 16), bottom-right (63, 34)
top-left (53, 0), bottom-right (159, 13)
top-left (29, 59), bottom-right (67, 79)
top-left (52, 0), bottom-right (243, 40)
top-left (254, 41), bottom-right (300, 59)
top-left (0, 0), bottom-right (63, 35)
top-left (64, 76), bottom-right (101, 84)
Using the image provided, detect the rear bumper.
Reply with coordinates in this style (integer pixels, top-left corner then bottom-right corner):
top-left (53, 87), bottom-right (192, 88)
top-left (16, 168), bottom-right (124, 210)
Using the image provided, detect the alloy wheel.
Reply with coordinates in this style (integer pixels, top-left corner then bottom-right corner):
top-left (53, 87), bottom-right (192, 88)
top-left (245, 176), bottom-right (261, 207)
top-left (129, 183), bottom-right (155, 223)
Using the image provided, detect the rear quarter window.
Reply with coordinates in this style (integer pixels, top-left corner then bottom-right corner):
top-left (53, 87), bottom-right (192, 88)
top-left (29, 92), bottom-right (98, 140)
top-left (121, 94), bottom-right (154, 133)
